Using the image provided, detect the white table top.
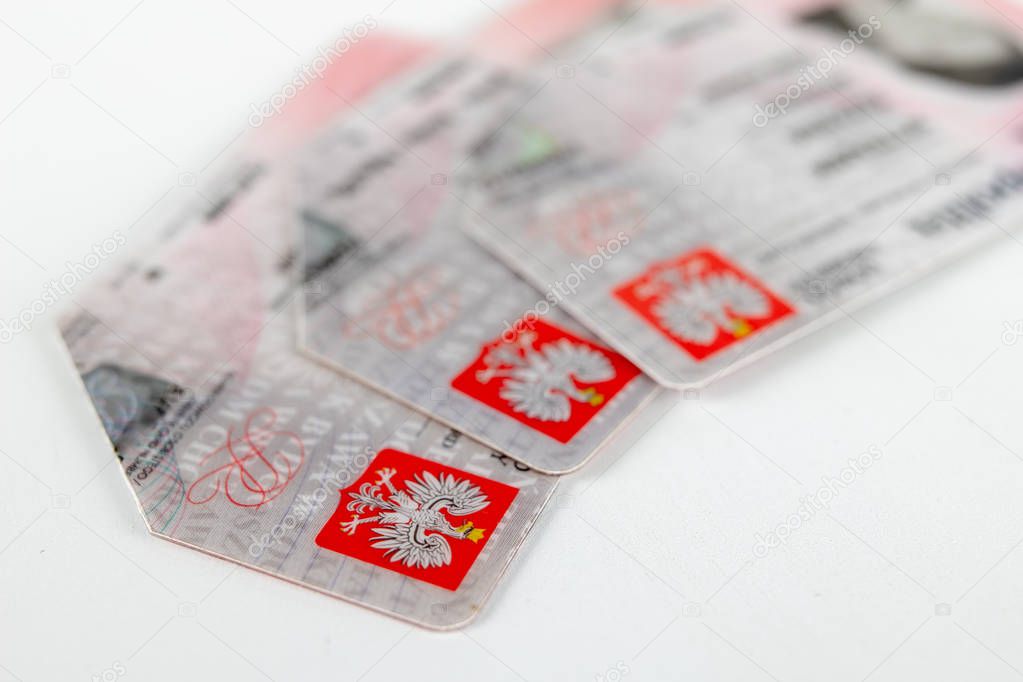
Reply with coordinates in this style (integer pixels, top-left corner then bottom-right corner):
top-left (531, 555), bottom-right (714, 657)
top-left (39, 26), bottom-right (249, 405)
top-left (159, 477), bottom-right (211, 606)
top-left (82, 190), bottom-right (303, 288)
top-left (4, 1), bottom-right (1023, 680)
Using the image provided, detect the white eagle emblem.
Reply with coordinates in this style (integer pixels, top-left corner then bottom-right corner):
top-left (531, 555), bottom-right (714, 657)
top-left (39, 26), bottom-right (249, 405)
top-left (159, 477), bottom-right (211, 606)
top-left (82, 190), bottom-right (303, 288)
top-left (645, 263), bottom-right (771, 345)
top-left (476, 330), bottom-right (616, 422)
top-left (339, 467), bottom-right (490, 568)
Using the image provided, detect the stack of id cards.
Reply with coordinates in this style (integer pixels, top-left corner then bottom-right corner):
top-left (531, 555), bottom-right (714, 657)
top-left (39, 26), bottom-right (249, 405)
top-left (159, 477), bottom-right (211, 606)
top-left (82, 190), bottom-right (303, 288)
top-left (57, 0), bottom-right (1023, 627)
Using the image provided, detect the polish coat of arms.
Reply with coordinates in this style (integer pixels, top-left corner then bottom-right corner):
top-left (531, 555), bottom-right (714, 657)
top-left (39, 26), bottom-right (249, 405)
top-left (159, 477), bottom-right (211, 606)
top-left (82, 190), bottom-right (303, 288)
top-left (613, 247), bottom-right (794, 361)
top-left (451, 319), bottom-right (640, 443)
top-left (315, 449), bottom-right (518, 590)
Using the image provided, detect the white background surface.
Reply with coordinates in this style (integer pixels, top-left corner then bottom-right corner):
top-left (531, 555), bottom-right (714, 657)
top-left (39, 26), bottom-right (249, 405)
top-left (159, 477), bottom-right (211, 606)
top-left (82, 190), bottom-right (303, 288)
top-left (4, 1), bottom-right (1023, 680)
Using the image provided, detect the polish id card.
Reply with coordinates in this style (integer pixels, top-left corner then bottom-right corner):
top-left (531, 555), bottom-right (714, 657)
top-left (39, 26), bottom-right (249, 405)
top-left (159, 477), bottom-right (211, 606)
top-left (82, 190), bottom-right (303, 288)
top-left (462, 1), bottom-right (1023, 388)
top-left (296, 54), bottom-right (662, 473)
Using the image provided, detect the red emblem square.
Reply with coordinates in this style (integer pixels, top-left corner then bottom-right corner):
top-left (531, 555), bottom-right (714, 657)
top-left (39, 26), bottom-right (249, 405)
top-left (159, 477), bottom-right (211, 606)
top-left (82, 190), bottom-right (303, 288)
top-left (315, 449), bottom-right (518, 591)
top-left (450, 319), bottom-right (640, 444)
top-left (613, 247), bottom-right (794, 361)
